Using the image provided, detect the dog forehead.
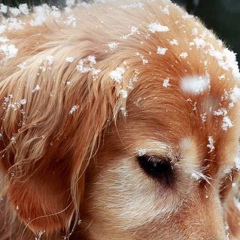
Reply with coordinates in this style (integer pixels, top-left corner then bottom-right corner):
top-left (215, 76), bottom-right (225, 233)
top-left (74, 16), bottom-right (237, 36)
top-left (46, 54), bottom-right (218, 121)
top-left (127, 68), bottom-right (240, 161)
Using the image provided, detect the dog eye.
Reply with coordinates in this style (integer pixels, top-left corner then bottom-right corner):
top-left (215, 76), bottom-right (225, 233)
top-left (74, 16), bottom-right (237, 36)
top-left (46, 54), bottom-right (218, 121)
top-left (137, 155), bottom-right (175, 186)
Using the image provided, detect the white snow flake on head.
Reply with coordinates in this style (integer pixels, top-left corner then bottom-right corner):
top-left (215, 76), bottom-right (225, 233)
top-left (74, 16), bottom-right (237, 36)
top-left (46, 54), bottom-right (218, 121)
top-left (108, 42), bottom-right (119, 50)
top-left (65, 15), bottom-right (77, 28)
top-left (179, 52), bottom-right (188, 59)
top-left (9, 7), bottom-right (21, 17)
top-left (223, 48), bottom-right (240, 79)
top-left (0, 4), bottom-right (8, 14)
top-left (119, 89), bottom-right (128, 99)
top-left (69, 105), bottom-right (79, 114)
top-left (29, 5), bottom-right (49, 26)
top-left (137, 148), bottom-right (147, 156)
top-left (170, 39), bottom-right (179, 45)
top-left (193, 37), bottom-right (206, 49)
top-left (181, 75), bottom-right (210, 95)
top-left (122, 26), bottom-right (139, 39)
top-left (19, 4), bottom-right (30, 15)
top-left (20, 99), bottom-right (27, 105)
top-left (0, 44), bottom-right (18, 60)
top-left (159, 5), bottom-right (169, 15)
top-left (207, 136), bottom-right (215, 153)
top-left (213, 108), bottom-right (227, 117)
top-left (66, 57), bottom-right (74, 63)
top-left (192, 28), bottom-right (198, 36)
top-left (163, 78), bottom-right (171, 88)
top-left (109, 67), bottom-right (125, 83)
top-left (229, 86), bottom-right (240, 108)
top-left (66, 0), bottom-right (75, 7)
top-left (157, 47), bottom-right (168, 55)
top-left (18, 61), bottom-right (27, 70)
top-left (222, 116), bottom-right (233, 131)
top-left (32, 84), bottom-right (41, 93)
top-left (76, 55), bottom-right (96, 73)
top-left (148, 22), bottom-right (169, 33)
top-left (45, 55), bottom-right (54, 65)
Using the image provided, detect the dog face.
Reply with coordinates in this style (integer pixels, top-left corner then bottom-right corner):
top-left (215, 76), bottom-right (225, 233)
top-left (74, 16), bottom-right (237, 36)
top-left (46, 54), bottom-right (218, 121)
top-left (1, 0), bottom-right (240, 239)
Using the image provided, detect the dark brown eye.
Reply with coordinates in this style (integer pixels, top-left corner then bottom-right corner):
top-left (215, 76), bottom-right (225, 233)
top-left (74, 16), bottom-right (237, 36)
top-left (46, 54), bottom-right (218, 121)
top-left (137, 155), bottom-right (175, 186)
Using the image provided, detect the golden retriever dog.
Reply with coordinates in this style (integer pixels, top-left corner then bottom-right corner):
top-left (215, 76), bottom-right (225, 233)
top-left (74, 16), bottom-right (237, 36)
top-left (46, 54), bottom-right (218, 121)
top-left (1, 0), bottom-right (240, 239)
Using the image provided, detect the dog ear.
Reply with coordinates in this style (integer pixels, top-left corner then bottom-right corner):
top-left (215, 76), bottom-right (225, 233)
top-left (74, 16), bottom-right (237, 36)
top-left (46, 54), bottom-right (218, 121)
top-left (0, 34), bottom-right (126, 234)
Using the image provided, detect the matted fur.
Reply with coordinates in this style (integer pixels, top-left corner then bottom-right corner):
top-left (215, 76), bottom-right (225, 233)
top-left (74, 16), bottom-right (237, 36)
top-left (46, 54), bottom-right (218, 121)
top-left (1, 0), bottom-right (240, 239)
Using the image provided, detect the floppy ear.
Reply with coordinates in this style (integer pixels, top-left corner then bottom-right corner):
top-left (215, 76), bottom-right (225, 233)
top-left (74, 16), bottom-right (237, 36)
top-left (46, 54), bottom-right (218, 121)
top-left (0, 36), bottom-right (125, 234)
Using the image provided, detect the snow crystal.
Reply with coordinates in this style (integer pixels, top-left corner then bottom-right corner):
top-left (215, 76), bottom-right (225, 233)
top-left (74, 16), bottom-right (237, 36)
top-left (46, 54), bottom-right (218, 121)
top-left (159, 6), bottom-right (169, 15)
top-left (218, 74), bottom-right (225, 80)
top-left (163, 78), bottom-right (171, 88)
top-left (191, 171), bottom-right (209, 182)
top-left (32, 85), bottom-right (41, 93)
top-left (148, 22), bottom-right (169, 33)
top-left (0, 37), bottom-right (9, 43)
top-left (9, 7), bottom-right (21, 17)
top-left (20, 99), bottom-right (27, 105)
top-left (121, 107), bottom-right (127, 117)
top-left (122, 26), bottom-right (139, 39)
top-left (120, 2), bottom-right (144, 9)
top-left (0, 4), bottom-right (8, 14)
top-left (179, 52), bottom-right (188, 59)
top-left (69, 105), bottom-right (79, 114)
top-left (0, 44), bottom-right (18, 60)
top-left (223, 48), bottom-right (240, 79)
top-left (137, 148), bottom-right (147, 156)
top-left (66, 0), bottom-right (75, 7)
top-left (229, 87), bottom-right (240, 107)
top-left (193, 38), bottom-right (206, 49)
top-left (19, 4), bottom-right (29, 15)
top-left (29, 5), bottom-right (50, 26)
top-left (182, 13), bottom-right (194, 19)
top-left (66, 57), bottom-right (74, 63)
top-left (119, 89), bottom-right (128, 98)
top-left (51, 6), bottom-right (61, 19)
top-left (109, 67), bottom-right (125, 83)
top-left (170, 39), bottom-right (178, 45)
top-left (192, 28), bottom-right (198, 36)
top-left (2, 17), bottom-right (25, 31)
top-left (157, 47), bottom-right (168, 55)
top-left (108, 42), bottom-right (119, 50)
top-left (135, 52), bottom-right (148, 65)
top-left (18, 62), bottom-right (27, 70)
top-left (76, 55), bottom-right (97, 73)
top-left (222, 116), bottom-right (233, 131)
top-left (92, 68), bottom-right (101, 79)
top-left (191, 173), bottom-right (201, 181)
top-left (200, 112), bottom-right (207, 123)
top-left (181, 75), bottom-right (210, 95)
top-left (213, 108), bottom-right (227, 117)
top-left (207, 136), bottom-right (214, 153)
top-left (65, 15), bottom-right (76, 27)
top-left (45, 55), bottom-right (54, 65)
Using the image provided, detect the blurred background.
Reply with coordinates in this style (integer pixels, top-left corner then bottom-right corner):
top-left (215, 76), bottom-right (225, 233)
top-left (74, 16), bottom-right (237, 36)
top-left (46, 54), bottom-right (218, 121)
top-left (1, 0), bottom-right (240, 64)
top-left (175, 0), bottom-right (240, 64)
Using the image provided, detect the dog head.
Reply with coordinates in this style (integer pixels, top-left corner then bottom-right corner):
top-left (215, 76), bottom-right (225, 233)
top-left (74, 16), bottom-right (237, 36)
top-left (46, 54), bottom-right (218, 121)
top-left (1, 0), bottom-right (240, 239)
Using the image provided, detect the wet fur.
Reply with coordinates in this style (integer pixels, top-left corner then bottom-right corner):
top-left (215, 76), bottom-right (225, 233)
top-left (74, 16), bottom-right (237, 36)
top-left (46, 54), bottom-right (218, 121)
top-left (0, 0), bottom-right (240, 239)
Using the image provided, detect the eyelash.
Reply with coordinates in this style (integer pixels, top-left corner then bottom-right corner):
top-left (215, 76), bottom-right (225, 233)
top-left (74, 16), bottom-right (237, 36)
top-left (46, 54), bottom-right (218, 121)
top-left (136, 155), bottom-right (175, 186)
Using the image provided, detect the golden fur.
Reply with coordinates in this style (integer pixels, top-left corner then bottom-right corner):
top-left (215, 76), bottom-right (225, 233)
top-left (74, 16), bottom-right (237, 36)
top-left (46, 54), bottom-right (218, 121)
top-left (1, 0), bottom-right (240, 239)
